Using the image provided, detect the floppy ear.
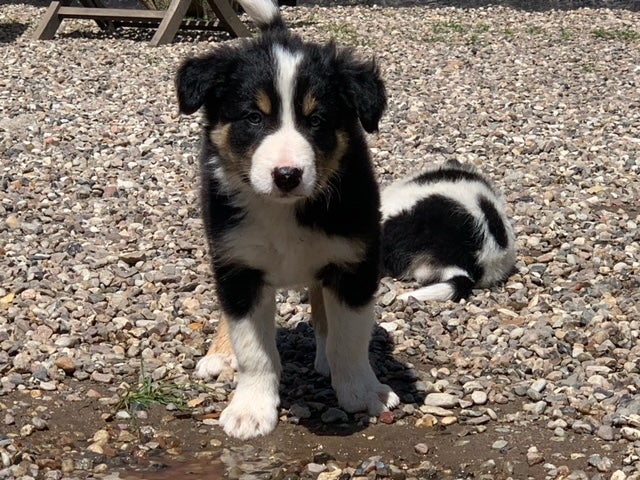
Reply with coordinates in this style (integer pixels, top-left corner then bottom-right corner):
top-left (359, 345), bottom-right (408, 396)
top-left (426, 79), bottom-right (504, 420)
top-left (175, 53), bottom-right (234, 115)
top-left (338, 53), bottom-right (387, 133)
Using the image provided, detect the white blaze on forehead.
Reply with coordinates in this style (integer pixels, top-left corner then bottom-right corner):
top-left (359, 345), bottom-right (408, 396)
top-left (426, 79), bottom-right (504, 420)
top-left (273, 45), bottom-right (302, 128)
top-left (248, 45), bottom-right (317, 199)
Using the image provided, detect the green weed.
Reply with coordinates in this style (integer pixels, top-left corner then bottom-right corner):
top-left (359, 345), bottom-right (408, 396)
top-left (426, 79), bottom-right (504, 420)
top-left (592, 27), bottom-right (640, 41)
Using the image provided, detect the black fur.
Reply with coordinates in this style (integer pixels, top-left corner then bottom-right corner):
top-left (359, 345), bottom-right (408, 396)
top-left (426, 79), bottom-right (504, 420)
top-left (381, 194), bottom-right (485, 282)
top-left (380, 161), bottom-right (516, 302)
top-left (175, 10), bottom-right (386, 316)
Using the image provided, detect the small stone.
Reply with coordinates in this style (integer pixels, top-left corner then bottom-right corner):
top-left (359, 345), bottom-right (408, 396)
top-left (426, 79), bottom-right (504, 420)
top-left (464, 414), bottom-right (490, 425)
top-left (588, 454), bottom-right (613, 472)
top-left (621, 427), bottom-right (640, 441)
top-left (492, 439), bottom-right (508, 450)
top-left (530, 379), bottom-right (547, 393)
top-left (523, 400), bottom-right (547, 415)
top-left (290, 403), bottom-right (311, 419)
top-left (21, 424), bottom-right (35, 437)
top-left (90, 372), bottom-right (113, 383)
top-left (32, 417), bottom-right (48, 430)
top-left (307, 463), bottom-right (327, 474)
top-left (441, 416), bottom-right (458, 426)
top-left (381, 290), bottom-right (396, 306)
top-left (471, 390), bottom-right (487, 405)
top-left (86, 443), bottom-right (104, 455)
top-left (92, 429), bottom-right (109, 445)
top-left (119, 251), bottom-right (146, 265)
top-left (39, 381), bottom-right (57, 391)
top-left (321, 408), bottom-right (348, 424)
top-left (424, 392), bottom-right (459, 408)
top-left (596, 425), bottom-right (615, 441)
top-left (527, 446), bottom-right (544, 466)
top-left (317, 471), bottom-right (343, 480)
top-left (419, 405), bottom-right (454, 416)
top-left (379, 411), bottom-right (394, 424)
top-left (572, 421), bottom-right (593, 434)
top-left (6, 215), bottom-right (21, 229)
top-left (610, 471), bottom-right (626, 480)
top-left (416, 415), bottom-right (437, 428)
top-left (414, 443), bottom-right (429, 454)
top-left (54, 356), bottom-right (76, 375)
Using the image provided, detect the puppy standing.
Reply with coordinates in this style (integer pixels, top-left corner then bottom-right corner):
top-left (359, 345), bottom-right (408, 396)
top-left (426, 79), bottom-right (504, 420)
top-left (176, 0), bottom-right (399, 439)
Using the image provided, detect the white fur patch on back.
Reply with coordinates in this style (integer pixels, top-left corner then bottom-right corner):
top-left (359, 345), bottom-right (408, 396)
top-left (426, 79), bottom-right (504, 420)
top-left (380, 178), bottom-right (494, 222)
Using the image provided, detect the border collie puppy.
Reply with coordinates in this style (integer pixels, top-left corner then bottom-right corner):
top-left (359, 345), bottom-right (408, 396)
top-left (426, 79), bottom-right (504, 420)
top-left (381, 160), bottom-right (516, 302)
top-left (176, 0), bottom-right (399, 439)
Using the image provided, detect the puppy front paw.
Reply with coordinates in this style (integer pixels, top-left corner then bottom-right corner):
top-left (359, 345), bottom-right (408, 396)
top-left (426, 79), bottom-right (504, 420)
top-left (333, 369), bottom-right (400, 416)
top-left (194, 352), bottom-right (238, 380)
top-left (220, 391), bottom-right (279, 439)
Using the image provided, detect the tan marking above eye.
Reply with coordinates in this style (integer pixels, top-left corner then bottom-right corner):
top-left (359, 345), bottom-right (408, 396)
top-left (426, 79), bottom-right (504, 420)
top-left (256, 89), bottom-right (272, 115)
top-left (302, 91), bottom-right (317, 117)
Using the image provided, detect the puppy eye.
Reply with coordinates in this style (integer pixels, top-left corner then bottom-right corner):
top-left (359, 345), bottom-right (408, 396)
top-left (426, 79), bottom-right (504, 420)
top-left (308, 114), bottom-right (323, 128)
top-left (246, 112), bottom-right (263, 125)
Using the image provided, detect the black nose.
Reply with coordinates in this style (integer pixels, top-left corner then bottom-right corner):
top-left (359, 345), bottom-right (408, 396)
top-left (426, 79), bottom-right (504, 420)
top-left (272, 167), bottom-right (303, 193)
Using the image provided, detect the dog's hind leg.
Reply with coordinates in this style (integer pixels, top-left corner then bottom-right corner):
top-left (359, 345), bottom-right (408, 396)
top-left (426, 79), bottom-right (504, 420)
top-left (323, 289), bottom-right (400, 416)
top-left (309, 284), bottom-right (330, 377)
top-left (194, 315), bottom-right (237, 380)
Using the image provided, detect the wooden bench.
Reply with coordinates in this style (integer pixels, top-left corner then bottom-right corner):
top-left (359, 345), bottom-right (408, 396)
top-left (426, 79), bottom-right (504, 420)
top-left (33, 0), bottom-right (250, 46)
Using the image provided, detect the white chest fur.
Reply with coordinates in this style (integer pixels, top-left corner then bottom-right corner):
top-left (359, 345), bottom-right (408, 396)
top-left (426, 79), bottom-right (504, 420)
top-left (220, 199), bottom-right (364, 288)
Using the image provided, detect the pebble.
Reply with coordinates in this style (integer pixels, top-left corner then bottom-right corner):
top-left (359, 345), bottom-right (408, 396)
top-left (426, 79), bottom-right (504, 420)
top-left (423, 393), bottom-right (459, 408)
top-left (588, 454), bottom-right (613, 473)
top-left (470, 390), bottom-right (487, 405)
top-left (491, 440), bottom-right (508, 450)
top-left (414, 443), bottom-right (429, 454)
top-left (321, 408), bottom-right (348, 424)
top-left (527, 446), bottom-right (544, 466)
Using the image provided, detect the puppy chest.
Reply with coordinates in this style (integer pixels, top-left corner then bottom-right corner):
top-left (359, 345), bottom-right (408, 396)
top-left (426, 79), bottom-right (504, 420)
top-left (222, 211), bottom-right (363, 287)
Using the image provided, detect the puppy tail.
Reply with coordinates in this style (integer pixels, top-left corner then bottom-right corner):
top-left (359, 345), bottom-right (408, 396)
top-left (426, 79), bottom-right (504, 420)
top-left (235, 0), bottom-right (286, 32)
top-left (398, 275), bottom-right (474, 303)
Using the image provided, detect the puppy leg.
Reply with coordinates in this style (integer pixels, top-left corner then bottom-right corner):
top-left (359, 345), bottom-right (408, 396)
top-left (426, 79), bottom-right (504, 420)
top-left (219, 287), bottom-right (281, 439)
top-left (323, 288), bottom-right (400, 415)
top-left (194, 315), bottom-right (238, 380)
top-left (309, 284), bottom-right (330, 376)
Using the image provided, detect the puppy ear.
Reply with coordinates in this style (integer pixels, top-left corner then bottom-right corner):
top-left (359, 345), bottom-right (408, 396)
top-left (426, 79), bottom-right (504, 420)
top-left (175, 53), bottom-right (233, 115)
top-left (338, 53), bottom-right (387, 133)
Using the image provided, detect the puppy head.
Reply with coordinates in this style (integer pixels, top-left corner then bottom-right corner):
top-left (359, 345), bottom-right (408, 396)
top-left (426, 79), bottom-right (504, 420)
top-left (176, 37), bottom-right (386, 201)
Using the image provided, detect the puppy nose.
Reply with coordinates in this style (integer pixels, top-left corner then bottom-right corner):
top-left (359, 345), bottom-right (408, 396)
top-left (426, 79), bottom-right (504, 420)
top-left (272, 167), bottom-right (302, 193)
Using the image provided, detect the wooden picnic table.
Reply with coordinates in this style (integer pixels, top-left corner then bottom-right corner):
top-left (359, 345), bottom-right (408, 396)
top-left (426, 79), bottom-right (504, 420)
top-left (33, 0), bottom-right (250, 46)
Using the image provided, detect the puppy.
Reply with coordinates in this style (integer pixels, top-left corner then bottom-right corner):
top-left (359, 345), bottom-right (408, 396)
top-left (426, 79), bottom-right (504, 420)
top-left (176, 0), bottom-right (399, 439)
top-left (380, 160), bottom-right (516, 302)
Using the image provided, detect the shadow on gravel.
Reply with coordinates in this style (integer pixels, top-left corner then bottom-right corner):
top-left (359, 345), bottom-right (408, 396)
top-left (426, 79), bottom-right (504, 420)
top-left (276, 322), bottom-right (426, 436)
top-left (0, 22), bottom-right (28, 43)
top-left (56, 27), bottom-right (233, 43)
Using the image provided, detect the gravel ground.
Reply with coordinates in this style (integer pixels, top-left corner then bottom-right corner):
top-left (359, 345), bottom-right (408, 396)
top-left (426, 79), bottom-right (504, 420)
top-left (1, 1), bottom-right (640, 479)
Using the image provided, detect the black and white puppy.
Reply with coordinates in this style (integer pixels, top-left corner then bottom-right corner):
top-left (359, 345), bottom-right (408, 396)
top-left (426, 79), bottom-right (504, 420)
top-left (381, 160), bottom-right (516, 302)
top-left (176, 0), bottom-right (399, 439)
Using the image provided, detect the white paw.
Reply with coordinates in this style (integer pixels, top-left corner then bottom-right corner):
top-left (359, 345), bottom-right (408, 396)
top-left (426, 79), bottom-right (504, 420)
top-left (333, 370), bottom-right (400, 416)
top-left (194, 353), bottom-right (238, 380)
top-left (219, 391), bottom-right (279, 439)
